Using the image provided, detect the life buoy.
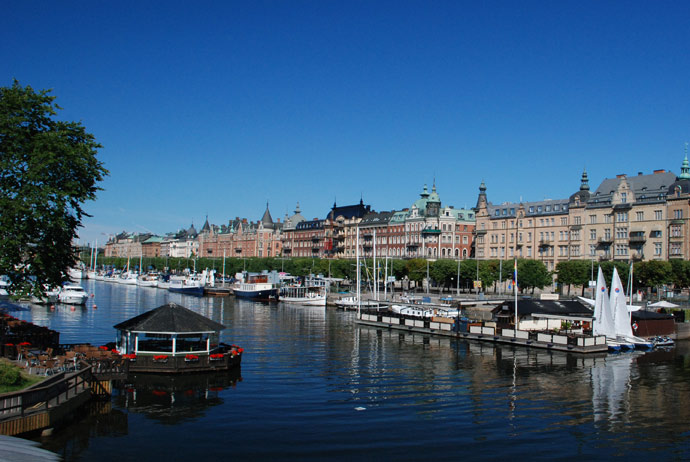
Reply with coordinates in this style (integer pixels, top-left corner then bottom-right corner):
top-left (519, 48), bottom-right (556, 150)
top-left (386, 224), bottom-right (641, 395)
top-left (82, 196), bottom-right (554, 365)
top-left (632, 322), bottom-right (639, 331)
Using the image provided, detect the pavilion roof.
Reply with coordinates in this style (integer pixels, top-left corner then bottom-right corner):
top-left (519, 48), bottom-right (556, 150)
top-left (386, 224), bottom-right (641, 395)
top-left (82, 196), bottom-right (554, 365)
top-left (113, 302), bottom-right (226, 334)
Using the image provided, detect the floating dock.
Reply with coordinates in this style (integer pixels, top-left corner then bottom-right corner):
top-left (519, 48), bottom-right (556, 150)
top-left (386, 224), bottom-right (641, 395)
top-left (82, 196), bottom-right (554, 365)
top-left (355, 310), bottom-right (609, 354)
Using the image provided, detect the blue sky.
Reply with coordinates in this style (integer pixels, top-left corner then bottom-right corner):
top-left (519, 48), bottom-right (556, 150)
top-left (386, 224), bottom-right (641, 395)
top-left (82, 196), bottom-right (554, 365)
top-left (3, 1), bottom-right (689, 245)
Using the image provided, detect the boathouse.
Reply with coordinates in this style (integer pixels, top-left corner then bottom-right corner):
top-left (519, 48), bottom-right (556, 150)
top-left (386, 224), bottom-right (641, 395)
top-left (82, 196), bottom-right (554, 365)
top-left (113, 303), bottom-right (242, 373)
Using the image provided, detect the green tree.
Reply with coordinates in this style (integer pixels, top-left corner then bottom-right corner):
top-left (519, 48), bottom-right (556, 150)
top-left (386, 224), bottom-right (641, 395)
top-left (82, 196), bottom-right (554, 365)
top-left (430, 259), bottom-right (458, 292)
top-left (670, 259), bottom-right (690, 291)
top-left (556, 260), bottom-right (591, 296)
top-left (517, 259), bottom-right (552, 294)
top-left (0, 81), bottom-right (107, 297)
top-left (635, 260), bottom-right (673, 292)
top-left (405, 259), bottom-right (427, 288)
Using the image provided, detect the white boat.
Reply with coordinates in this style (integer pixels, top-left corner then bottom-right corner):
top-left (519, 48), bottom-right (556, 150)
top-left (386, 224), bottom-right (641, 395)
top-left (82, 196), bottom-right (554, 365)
top-left (68, 267), bottom-right (84, 280)
top-left (335, 295), bottom-right (378, 309)
top-left (58, 284), bottom-right (89, 305)
top-left (118, 272), bottom-right (139, 285)
top-left (281, 285), bottom-right (327, 306)
top-left (592, 267), bottom-right (653, 352)
top-left (233, 271), bottom-right (280, 301)
top-left (168, 273), bottom-right (206, 296)
top-left (610, 268), bottom-right (654, 350)
top-left (0, 276), bottom-right (10, 299)
top-left (137, 272), bottom-right (159, 288)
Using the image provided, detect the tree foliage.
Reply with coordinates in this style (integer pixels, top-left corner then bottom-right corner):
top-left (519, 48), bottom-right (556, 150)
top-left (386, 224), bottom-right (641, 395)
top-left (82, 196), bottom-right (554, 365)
top-left (517, 259), bottom-right (552, 294)
top-left (0, 81), bottom-right (108, 296)
top-left (556, 260), bottom-right (592, 295)
top-left (634, 260), bottom-right (673, 289)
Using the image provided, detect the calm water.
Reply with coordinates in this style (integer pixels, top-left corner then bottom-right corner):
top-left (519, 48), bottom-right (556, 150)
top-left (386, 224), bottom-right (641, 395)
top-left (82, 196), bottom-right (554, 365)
top-left (8, 280), bottom-right (690, 461)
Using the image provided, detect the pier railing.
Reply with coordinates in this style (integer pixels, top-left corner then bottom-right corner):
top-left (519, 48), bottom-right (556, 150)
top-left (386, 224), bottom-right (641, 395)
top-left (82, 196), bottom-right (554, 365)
top-left (0, 362), bottom-right (93, 420)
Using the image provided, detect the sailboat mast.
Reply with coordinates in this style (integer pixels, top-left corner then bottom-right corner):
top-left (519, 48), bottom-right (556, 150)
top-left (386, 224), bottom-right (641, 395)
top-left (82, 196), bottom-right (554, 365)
top-left (373, 229), bottom-right (377, 301)
top-left (356, 226), bottom-right (361, 314)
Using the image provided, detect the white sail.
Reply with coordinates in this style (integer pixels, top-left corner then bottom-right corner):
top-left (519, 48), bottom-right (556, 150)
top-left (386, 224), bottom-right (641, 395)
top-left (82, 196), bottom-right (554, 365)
top-left (593, 267), bottom-right (616, 337)
top-left (610, 268), bottom-right (633, 338)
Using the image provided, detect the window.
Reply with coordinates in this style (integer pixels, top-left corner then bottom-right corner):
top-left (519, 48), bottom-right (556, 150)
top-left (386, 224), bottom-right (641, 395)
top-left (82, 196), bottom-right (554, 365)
top-left (671, 242), bottom-right (682, 256)
top-left (636, 211), bottom-right (644, 221)
top-left (561, 217), bottom-right (567, 225)
top-left (655, 210), bottom-right (663, 220)
top-left (537, 206), bottom-right (542, 213)
top-left (590, 244), bottom-right (597, 256)
top-left (655, 242), bottom-right (662, 255)
top-left (615, 244), bottom-right (628, 256)
top-left (604, 229), bottom-right (611, 240)
top-left (621, 192), bottom-right (627, 203)
top-left (671, 225), bottom-right (682, 237)
top-left (590, 229), bottom-right (597, 240)
top-left (529, 206), bottom-right (534, 213)
top-left (574, 216), bottom-right (581, 225)
top-left (545, 205), bottom-right (551, 212)
top-left (590, 215), bottom-right (597, 224)
top-left (650, 230), bottom-right (662, 238)
top-left (615, 227), bottom-right (628, 239)
top-left (674, 209), bottom-right (683, 219)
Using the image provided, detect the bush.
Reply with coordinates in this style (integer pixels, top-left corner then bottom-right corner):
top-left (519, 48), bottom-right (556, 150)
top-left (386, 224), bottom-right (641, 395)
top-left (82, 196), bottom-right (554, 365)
top-left (0, 363), bottom-right (22, 387)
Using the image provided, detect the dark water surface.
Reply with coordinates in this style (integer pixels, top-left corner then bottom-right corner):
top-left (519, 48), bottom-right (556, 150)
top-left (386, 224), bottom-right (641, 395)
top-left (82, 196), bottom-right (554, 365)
top-left (10, 280), bottom-right (690, 461)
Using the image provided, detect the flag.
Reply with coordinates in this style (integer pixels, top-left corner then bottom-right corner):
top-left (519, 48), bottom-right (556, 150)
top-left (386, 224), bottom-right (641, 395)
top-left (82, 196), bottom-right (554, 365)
top-left (512, 258), bottom-right (518, 292)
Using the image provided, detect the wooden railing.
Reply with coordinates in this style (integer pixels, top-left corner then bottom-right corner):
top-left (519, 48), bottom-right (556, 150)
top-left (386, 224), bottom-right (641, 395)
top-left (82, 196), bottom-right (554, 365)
top-left (0, 361), bottom-right (93, 420)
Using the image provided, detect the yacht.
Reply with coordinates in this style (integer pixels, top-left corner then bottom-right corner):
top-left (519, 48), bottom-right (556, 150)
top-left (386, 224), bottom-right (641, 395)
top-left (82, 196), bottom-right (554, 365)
top-left (58, 283), bottom-right (89, 305)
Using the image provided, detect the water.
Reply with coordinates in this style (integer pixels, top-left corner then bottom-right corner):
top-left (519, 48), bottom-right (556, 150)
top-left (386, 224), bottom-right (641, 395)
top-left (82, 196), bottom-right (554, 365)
top-left (8, 280), bottom-right (690, 461)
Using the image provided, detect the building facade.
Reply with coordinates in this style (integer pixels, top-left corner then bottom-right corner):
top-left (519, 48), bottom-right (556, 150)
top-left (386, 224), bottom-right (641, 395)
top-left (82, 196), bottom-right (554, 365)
top-left (475, 155), bottom-right (690, 267)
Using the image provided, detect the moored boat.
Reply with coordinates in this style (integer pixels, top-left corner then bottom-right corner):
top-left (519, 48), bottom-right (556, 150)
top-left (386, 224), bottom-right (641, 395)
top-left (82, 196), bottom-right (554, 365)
top-left (233, 271), bottom-right (280, 301)
top-left (58, 283), bottom-right (89, 305)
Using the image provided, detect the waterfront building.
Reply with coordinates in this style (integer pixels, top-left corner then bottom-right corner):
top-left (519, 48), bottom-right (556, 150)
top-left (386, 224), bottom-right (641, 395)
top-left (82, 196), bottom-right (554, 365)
top-left (328, 199), bottom-right (372, 258)
top-left (402, 184), bottom-right (475, 260)
top-left (167, 224), bottom-right (199, 258)
top-left (279, 203), bottom-right (306, 257)
top-left (141, 236), bottom-right (163, 258)
top-left (104, 232), bottom-right (152, 258)
top-left (197, 204), bottom-right (282, 259)
top-left (474, 153), bottom-right (690, 266)
top-left (474, 181), bottom-right (571, 271)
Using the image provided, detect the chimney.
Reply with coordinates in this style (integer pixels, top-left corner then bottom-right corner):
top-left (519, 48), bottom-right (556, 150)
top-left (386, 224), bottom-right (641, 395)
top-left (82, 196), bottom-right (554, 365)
top-left (638, 172), bottom-right (643, 176)
top-left (654, 169), bottom-right (666, 174)
top-left (616, 174), bottom-right (626, 179)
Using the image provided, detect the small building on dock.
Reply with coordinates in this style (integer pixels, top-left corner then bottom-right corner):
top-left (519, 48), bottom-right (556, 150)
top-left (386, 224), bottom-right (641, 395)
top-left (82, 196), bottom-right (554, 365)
top-left (113, 303), bottom-right (242, 373)
top-left (493, 299), bottom-right (594, 332)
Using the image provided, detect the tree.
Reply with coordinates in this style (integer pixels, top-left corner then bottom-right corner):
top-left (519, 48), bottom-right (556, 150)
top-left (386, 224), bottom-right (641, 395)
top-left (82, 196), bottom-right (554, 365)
top-left (635, 260), bottom-right (673, 293)
top-left (0, 81), bottom-right (108, 297)
top-left (517, 259), bottom-right (552, 294)
top-left (556, 260), bottom-right (591, 296)
top-left (430, 259), bottom-right (457, 292)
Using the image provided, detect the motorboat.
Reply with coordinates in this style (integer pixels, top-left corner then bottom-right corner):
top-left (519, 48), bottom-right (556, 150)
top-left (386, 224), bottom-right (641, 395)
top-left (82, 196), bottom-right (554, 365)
top-left (280, 285), bottom-right (326, 306)
top-left (233, 271), bottom-right (280, 301)
top-left (168, 273), bottom-right (206, 296)
top-left (58, 284), bottom-right (89, 305)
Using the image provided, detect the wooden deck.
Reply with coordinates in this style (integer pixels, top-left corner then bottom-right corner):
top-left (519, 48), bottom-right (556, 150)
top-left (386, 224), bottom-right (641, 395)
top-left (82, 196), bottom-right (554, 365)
top-left (0, 363), bottom-right (98, 436)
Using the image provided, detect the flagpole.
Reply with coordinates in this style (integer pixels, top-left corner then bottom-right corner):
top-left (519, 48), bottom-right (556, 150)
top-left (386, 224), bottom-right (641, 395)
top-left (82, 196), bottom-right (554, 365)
top-left (514, 258), bottom-right (518, 338)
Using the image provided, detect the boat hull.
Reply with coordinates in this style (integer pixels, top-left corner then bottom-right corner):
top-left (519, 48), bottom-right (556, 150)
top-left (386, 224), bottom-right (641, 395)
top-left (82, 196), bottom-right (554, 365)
top-left (234, 288), bottom-right (278, 301)
top-left (168, 286), bottom-right (204, 296)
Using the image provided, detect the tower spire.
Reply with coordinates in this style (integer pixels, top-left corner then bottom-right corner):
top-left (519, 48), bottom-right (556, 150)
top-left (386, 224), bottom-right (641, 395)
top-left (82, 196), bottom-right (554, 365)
top-left (679, 143), bottom-right (690, 180)
top-left (580, 168), bottom-right (590, 191)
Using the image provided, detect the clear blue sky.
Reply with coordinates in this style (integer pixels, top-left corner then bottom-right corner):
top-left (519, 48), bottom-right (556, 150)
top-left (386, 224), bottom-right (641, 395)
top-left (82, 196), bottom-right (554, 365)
top-left (3, 1), bottom-right (689, 245)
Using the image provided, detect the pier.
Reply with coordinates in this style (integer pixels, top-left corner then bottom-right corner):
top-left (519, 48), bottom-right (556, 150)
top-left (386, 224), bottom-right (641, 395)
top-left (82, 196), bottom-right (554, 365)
top-left (355, 308), bottom-right (609, 354)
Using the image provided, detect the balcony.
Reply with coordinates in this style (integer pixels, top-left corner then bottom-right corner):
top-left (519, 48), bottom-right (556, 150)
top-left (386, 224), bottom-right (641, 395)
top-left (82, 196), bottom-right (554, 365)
top-left (311, 236), bottom-right (320, 242)
top-left (406, 242), bottom-right (420, 248)
top-left (597, 237), bottom-right (613, 245)
top-left (422, 228), bottom-right (441, 235)
top-left (474, 229), bottom-right (487, 235)
top-left (670, 234), bottom-right (684, 241)
top-left (538, 239), bottom-right (552, 247)
top-left (629, 234), bottom-right (646, 244)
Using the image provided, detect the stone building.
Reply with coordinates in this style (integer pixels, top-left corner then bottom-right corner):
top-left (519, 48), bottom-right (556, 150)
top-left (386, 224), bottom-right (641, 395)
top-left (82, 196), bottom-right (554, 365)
top-left (474, 154), bottom-right (690, 267)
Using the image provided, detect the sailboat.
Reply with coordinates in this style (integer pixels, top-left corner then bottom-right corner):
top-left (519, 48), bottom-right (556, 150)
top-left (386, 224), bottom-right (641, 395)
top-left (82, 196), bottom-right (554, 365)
top-left (610, 268), bottom-right (654, 350)
top-left (592, 267), bottom-right (628, 352)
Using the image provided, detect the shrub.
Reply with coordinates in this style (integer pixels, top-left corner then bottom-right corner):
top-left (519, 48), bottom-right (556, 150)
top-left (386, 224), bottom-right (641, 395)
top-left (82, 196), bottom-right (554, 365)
top-left (0, 363), bottom-right (22, 387)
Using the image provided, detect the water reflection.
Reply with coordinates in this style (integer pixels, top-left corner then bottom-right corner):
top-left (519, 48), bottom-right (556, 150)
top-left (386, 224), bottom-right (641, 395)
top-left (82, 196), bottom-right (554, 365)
top-left (114, 369), bottom-right (243, 425)
top-left (8, 282), bottom-right (690, 460)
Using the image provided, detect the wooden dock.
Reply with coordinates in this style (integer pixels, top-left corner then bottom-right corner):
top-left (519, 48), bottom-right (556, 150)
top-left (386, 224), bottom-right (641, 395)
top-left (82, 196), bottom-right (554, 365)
top-left (356, 311), bottom-right (609, 354)
top-left (0, 362), bottom-right (106, 436)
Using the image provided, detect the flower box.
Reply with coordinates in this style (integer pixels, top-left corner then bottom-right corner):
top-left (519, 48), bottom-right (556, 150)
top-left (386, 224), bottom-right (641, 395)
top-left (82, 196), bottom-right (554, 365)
top-left (209, 353), bottom-right (224, 361)
top-left (185, 354), bottom-right (199, 362)
top-left (153, 355), bottom-right (169, 363)
top-left (123, 354), bottom-right (136, 361)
